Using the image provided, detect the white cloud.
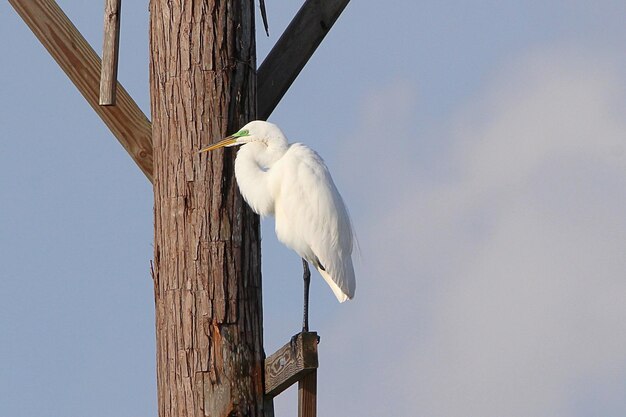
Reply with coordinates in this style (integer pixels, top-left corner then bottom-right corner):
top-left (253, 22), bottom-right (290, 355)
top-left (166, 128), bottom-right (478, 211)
top-left (322, 47), bottom-right (626, 417)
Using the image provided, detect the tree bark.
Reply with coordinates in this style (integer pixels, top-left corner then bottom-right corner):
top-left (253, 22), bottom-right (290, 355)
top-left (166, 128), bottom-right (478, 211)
top-left (149, 1), bottom-right (264, 416)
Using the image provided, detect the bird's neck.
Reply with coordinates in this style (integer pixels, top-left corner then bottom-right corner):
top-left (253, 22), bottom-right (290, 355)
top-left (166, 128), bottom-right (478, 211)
top-left (254, 140), bottom-right (288, 169)
top-left (234, 141), bottom-right (287, 217)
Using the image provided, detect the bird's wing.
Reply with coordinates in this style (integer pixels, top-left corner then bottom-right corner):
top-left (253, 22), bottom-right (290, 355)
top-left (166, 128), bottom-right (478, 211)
top-left (272, 144), bottom-right (356, 301)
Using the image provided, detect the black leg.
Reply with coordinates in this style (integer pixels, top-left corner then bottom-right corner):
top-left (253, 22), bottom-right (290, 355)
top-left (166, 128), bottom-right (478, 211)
top-left (302, 258), bottom-right (311, 332)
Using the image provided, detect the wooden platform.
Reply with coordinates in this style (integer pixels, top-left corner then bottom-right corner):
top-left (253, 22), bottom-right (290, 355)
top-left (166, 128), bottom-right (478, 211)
top-left (265, 332), bottom-right (319, 417)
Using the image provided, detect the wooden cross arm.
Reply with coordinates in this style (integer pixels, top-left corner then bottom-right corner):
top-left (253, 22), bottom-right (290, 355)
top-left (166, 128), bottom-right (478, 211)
top-left (264, 332), bottom-right (319, 397)
top-left (9, 0), bottom-right (153, 181)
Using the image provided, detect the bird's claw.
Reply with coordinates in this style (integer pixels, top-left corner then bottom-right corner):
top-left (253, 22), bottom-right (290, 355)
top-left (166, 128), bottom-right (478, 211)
top-left (290, 333), bottom-right (299, 350)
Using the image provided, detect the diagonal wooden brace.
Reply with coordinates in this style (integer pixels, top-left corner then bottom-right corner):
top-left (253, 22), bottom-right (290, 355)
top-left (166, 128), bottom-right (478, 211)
top-left (9, 0), bottom-right (152, 181)
top-left (257, 0), bottom-right (350, 120)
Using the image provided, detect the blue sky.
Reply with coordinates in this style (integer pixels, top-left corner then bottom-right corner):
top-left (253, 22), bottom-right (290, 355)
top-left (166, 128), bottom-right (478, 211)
top-left (2, 1), bottom-right (626, 416)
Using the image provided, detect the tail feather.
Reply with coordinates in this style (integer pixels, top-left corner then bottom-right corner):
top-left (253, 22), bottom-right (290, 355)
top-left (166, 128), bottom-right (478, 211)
top-left (317, 267), bottom-right (351, 303)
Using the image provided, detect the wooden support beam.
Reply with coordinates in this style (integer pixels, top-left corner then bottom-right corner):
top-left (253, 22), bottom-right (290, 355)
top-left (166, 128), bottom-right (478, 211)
top-left (99, 0), bottom-right (122, 106)
top-left (257, 0), bottom-right (350, 120)
top-left (265, 332), bottom-right (319, 397)
top-left (9, 0), bottom-right (153, 181)
top-left (298, 371), bottom-right (317, 417)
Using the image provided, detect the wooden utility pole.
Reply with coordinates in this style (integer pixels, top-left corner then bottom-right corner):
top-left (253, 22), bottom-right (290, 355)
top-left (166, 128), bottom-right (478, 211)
top-left (9, 0), bottom-right (351, 415)
top-left (149, 1), bottom-right (263, 416)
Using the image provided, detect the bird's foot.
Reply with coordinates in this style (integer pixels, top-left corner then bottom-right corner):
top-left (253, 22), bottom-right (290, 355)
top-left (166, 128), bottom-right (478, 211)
top-left (290, 333), bottom-right (299, 350)
top-left (289, 331), bottom-right (320, 350)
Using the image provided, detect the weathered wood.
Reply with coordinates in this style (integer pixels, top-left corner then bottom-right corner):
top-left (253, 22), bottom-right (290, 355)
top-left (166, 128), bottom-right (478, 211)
top-left (99, 0), bottom-right (122, 106)
top-left (150, 1), bottom-right (267, 416)
top-left (257, 0), bottom-right (351, 120)
top-left (298, 370), bottom-right (317, 417)
top-left (8, 0), bottom-right (153, 181)
top-left (265, 332), bottom-right (319, 397)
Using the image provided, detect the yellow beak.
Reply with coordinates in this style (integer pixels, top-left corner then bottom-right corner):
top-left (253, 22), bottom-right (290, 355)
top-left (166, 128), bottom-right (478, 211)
top-left (198, 136), bottom-right (237, 153)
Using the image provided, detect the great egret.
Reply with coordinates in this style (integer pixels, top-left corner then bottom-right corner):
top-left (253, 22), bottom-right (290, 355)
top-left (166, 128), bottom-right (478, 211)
top-left (200, 121), bottom-right (356, 331)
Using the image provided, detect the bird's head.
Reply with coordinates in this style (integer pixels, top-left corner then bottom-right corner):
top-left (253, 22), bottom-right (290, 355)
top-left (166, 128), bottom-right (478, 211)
top-left (199, 120), bottom-right (287, 153)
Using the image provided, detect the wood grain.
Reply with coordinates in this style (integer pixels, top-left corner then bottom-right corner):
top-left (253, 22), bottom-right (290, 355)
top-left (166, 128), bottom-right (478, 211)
top-left (149, 0), bottom-right (267, 416)
top-left (265, 332), bottom-right (319, 397)
top-left (257, 0), bottom-right (351, 120)
top-left (9, 0), bottom-right (153, 181)
top-left (99, 0), bottom-right (122, 106)
top-left (298, 371), bottom-right (317, 417)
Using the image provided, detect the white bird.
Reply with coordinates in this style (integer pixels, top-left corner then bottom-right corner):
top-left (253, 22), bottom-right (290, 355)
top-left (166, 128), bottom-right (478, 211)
top-left (200, 120), bottom-right (355, 331)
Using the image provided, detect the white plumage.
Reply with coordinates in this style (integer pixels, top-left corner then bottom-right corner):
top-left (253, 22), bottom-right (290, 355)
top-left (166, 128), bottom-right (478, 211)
top-left (200, 120), bottom-right (356, 306)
